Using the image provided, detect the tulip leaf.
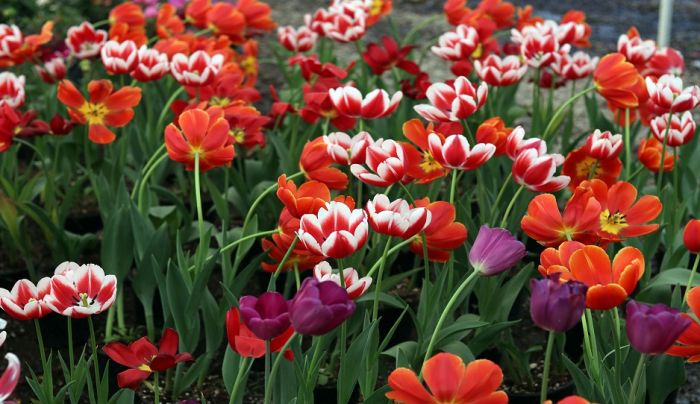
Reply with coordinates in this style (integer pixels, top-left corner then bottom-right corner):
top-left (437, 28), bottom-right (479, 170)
top-left (338, 320), bottom-right (379, 404)
top-left (640, 267), bottom-right (700, 294)
top-left (382, 341), bottom-right (418, 363)
top-left (647, 353), bottom-right (685, 404)
top-left (100, 206), bottom-right (133, 283)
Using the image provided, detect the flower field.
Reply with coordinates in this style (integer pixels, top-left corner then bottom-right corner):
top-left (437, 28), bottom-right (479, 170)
top-left (0, 0), bottom-right (699, 402)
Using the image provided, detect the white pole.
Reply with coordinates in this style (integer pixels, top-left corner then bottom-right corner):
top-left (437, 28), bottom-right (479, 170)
top-left (657, 0), bottom-right (674, 48)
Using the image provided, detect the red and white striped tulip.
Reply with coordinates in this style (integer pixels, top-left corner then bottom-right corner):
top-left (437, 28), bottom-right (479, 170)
top-left (552, 51), bottom-right (598, 81)
top-left (584, 130), bottom-right (623, 160)
top-left (170, 50), bottom-right (224, 87)
top-left (512, 149), bottom-right (569, 192)
top-left (427, 133), bottom-right (495, 171)
top-left (65, 22), bottom-right (108, 59)
top-left (0, 278), bottom-right (51, 320)
top-left (313, 261), bottom-right (371, 299)
top-left (0, 72), bottom-right (25, 108)
top-left (512, 22), bottom-right (569, 68)
top-left (0, 24), bottom-right (22, 57)
top-left (350, 139), bottom-right (410, 187)
top-left (646, 74), bottom-right (700, 113)
top-left (324, 131), bottom-right (374, 165)
top-left (474, 55), bottom-right (527, 87)
top-left (310, 2), bottom-right (367, 43)
top-left (43, 262), bottom-right (117, 318)
top-left (36, 54), bottom-right (67, 84)
top-left (617, 31), bottom-right (655, 66)
top-left (131, 46), bottom-right (169, 82)
top-left (505, 126), bottom-right (546, 160)
top-left (329, 86), bottom-right (402, 119)
top-left (651, 112), bottom-right (696, 147)
top-left (431, 24), bottom-right (480, 62)
top-left (101, 40), bottom-right (139, 75)
top-left (298, 201), bottom-right (369, 259)
top-left (278, 25), bottom-right (318, 52)
top-left (0, 353), bottom-right (20, 402)
top-left (556, 21), bottom-right (588, 46)
top-left (414, 76), bottom-right (488, 122)
top-left (365, 194), bottom-right (431, 238)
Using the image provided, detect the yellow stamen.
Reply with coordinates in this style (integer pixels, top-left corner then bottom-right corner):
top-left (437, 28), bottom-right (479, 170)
top-left (419, 151), bottom-right (443, 173)
top-left (78, 102), bottom-right (109, 125)
top-left (600, 209), bottom-right (628, 235)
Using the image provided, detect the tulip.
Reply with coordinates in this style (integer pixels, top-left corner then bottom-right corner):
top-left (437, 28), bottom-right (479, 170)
top-left (365, 194), bottom-right (431, 239)
top-left (226, 307), bottom-right (294, 360)
top-left (297, 200), bottom-right (368, 259)
top-left (350, 139), bottom-right (413, 187)
top-left (469, 225), bottom-right (526, 276)
top-left (131, 46), bottom-right (169, 82)
top-left (474, 54), bottom-right (528, 87)
top-left (43, 262), bottom-right (117, 318)
top-left (323, 131), bottom-right (374, 165)
top-left (0, 278), bottom-right (51, 320)
top-left (626, 300), bottom-right (691, 354)
top-left (427, 133), bottom-right (495, 171)
top-left (475, 117), bottom-right (512, 156)
top-left (646, 75), bottom-right (700, 113)
top-left (431, 24), bottom-right (480, 62)
top-left (65, 22), bottom-right (107, 59)
top-left (0, 24), bottom-right (22, 58)
top-left (0, 353), bottom-right (20, 402)
top-left (414, 76), bottom-right (488, 122)
top-left (277, 25), bottom-right (317, 53)
top-left (552, 51), bottom-right (598, 81)
top-left (505, 126), bottom-right (546, 160)
top-left (530, 274), bottom-right (587, 332)
top-left (583, 130), bottom-right (623, 160)
top-left (35, 54), bottom-right (67, 84)
top-left (170, 50), bottom-right (224, 87)
top-left (313, 261), bottom-right (372, 299)
top-left (310, 3), bottom-right (367, 43)
top-left (0, 72), bottom-right (25, 108)
top-left (288, 278), bottom-right (355, 336)
top-left (642, 47), bottom-right (685, 79)
top-left (617, 27), bottom-right (656, 66)
top-left (512, 148), bottom-right (570, 192)
top-left (362, 36), bottom-right (419, 76)
top-left (593, 53), bottom-right (646, 110)
top-left (329, 86), bottom-right (402, 119)
top-left (651, 112), bottom-right (696, 147)
top-left (239, 292), bottom-right (290, 340)
top-left (684, 219), bottom-right (700, 254)
top-left (100, 40), bottom-right (138, 74)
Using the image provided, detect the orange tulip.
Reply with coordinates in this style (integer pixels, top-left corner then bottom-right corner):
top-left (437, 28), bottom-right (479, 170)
top-left (366, 0), bottom-right (393, 27)
top-left (579, 179), bottom-right (661, 242)
top-left (402, 119), bottom-right (462, 184)
top-left (156, 4), bottom-right (185, 39)
top-left (594, 53), bottom-right (646, 110)
top-left (276, 175), bottom-right (331, 218)
top-left (261, 208), bottom-right (324, 273)
top-left (299, 137), bottom-right (348, 190)
top-left (667, 286), bottom-right (700, 362)
top-left (386, 353), bottom-right (507, 404)
top-left (109, 2), bottom-right (145, 27)
top-left (521, 189), bottom-right (601, 247)
top-left (476, 117), bottom-right (512, 156)
top-left (186, 0), bottom-right (211, 29)
top-left (539, 242), bottom-right (645, 310)
top-left (207, 3), bottom-right (246, 43)
top-left (164, 107), bottom-right (234, 172)
top-left (561, 147), bottom-right (621, 191)
top-left (638, 137), bottom-right (676, 173)
top-left (409, 198), bottom-right (467, 262)
top-left (57, 79), bottom-right (141, 144)
top-left (236, 0), bottom-right (276, 34)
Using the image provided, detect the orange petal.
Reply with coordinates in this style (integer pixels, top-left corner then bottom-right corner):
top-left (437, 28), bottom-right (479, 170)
top-left (569, 245), bottom-right (612, 286)
top-left (179, 109), bottom-right (210, 147)
top-left (606, 181), bottom-right (637, 212)
top-left (88, 124), bottom-right (116, 144)
top-left (612, 247), bottom-right (644, 285)
top-left (423, 353), bottom-right (465, 401)
top-left (57, 80), bottom-right (86, 110)
top-left (104, 109), bottom-right (134, 127)
top-left (689, 287), bottom-right (700, 319)
top-left (455, 359), bottom-right (504, 402)
top-left (586, 283), bottom-right (627, 310)
top-left (386, 368), bottom-right (435, 404)
top-left (625, 195), bottom-right (662, 226)
top-left (87, 80), bottom-right (113, 104)
top-left (105, 86), bottom-right (142, 110)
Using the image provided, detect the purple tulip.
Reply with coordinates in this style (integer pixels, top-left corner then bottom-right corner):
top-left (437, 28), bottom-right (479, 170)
top-left (288, 278), bottom-right (356, 336)
top-left (625, 300), bottom-right (691, 355)
top-left (239, 292), bottom-right (290, 340)
top-left (469, 225), bottom-right (526, 276)
top-left (530, 274), bottom-right (588, 332)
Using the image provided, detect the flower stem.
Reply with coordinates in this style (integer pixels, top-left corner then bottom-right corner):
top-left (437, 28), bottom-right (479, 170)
top-left (656, 112), bottom-right (674, 189)
top-left (34, 319), bottom-right (47, 367)
top-left (541, 86), bottom-right (596, 141)
top-left (624, 108), bottom-right (632, 178)
top-left (421, 270), bottom-right (480, 370)
top-left (154, 372), bottom-right (160, 404)
top-left (448, 169), bottom-right (458, 205)
top-left (372, 237), bottom-right (394, 321)
top-left (88, 317), bottom-right (102, 403)
top-left (500, 185), bottom-right (525, 228)
top-left (194, 153), bottom-right (207, 271)
top-left (684, 253), bottom-right (700, 308)
top-left (629, 354), bottom-right (647, 404)
top-left (366, 238), bottom-right (413, 278)
top-left (267, 333), bottom-right (297, 398)
top-left (67, 317), bottom-right (75, 372)
top-left (489, 172), bottom-right (513, 225)
top-left (270, 235), bottom-right (299, 285)
top-left (540, 330), bottom-right (556, 404)
top-left (230, 356), bottom-right (252, 404)
top-left (264, 340), bottom-right (272, 404)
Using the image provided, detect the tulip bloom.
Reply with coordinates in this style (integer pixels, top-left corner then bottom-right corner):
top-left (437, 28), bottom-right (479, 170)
top-left (65, 22), bottom-right (107, 59)
top-left (311, 3), bottom-right (367, 43)
top-left (329, 86), bottom-right (402, 119)
top-left (617, 27), bottom-right (656, 67)
top-left (505, 126), bottom-right (547, 160)
top-left (130, 46), bottom-right (169, 82)
top-left (100, 40), bottom-right (138, 74)
top-left (626, 300), bottom-right (690, 354)
top-left (651, 112), bottom-right (696, 147)
top-left (276, 175), bottom-right (331, 218)
top-left (365, 194), bottom-right (431, 239)
top-left (0, 278), bottom-right (51, 320)
top-left (386, 353), bottom-right (507, 404)
top-left (323, 131), bottom-right (374, 166)
top-left (44, 262), bottom-right (117, 318)
top-left (530, 274), bottom-right (587, 332)
top-left (278, 25), bottom-right (317, 53)
top-left (476, 118), bottom-right (513, 156)
top-left (516, 23), bottom-right (568, 68)
top-left (0, 72), bottom-right (24, 108)
top-left (0, 353), bottom-right (19, 402)
top-left (684, 220), bottom-right (700, 254)
top-left (102, 328), bottom-right (193, 389)
top-left (427, 133), bottom-right (495, 171)
top-left (288, 278), bottom-right (355, 336)
top-left (578, 179), bottom-right (662, 242)
top-left (552, 51), bottom-right (598, 81)
top-left (512, 149), bottom-right (570, 192)
top-left (164, 108), bottom-right (235, 172)
top-left (593, 53), bottom-right (646, 110)
top-left (401, 119), bottom-right (452, 184)
top-left (299, 78), bottom-right (356, 131)
top-left (414, 76), bottom-right (488, 122)
top-left (313, 261), bottom-right (371, 299)
top-left (261, 209), bottom-right (325, 273)
top-left (474, 54), bottom-right (527, 87)
top-left (646, 74), bottom-right (700, 113)
top-left (643, 47), bottom-right (685, 79)
top-left (667, 286), bottom-right (700, 361)
top-left (561, 147), bottom-right (622, 190)
top-left (409, 198), bottom-right (467, 262)
top-left (539, 242), bottom-right (645, 310)
top-left (297, 200), bottom-right (368, 259)
top-left (239, 292), bottom-right (290, 340)
top-left (362, 36), bottom-right (419, 76)
top-left (521, 190), bottom-right (601, 247)
top-left (226, 307), bottom-right (294, 360)
top-left (350, 139), bottom-right (415, 187)
top-left (170, 51), bottom-right (224, 87)
top-left (299, 137), bottom-right (349, 190)
top-left (469, 225), bottom-right (526, 276)
top-left (431, 24), bottom-right (480, 62)
top-left (638, 137), bottom-right (676, 173)
top-left (583, 130), bottom-right (623, 160)
top-left (35, 52), bottom-right (67, 84)
top-left (57, 79), bottom-right (141, 144)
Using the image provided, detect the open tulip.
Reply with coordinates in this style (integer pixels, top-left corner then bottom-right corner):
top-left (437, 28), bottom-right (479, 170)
top-left (626, 300), bottom-right (690, 354)
top-left (100, 40), bottom-right (138, 74)
top-left (427, 133), bottom-right (495, 171)
top-left (646, 74), bottom-right (700, 113)
top-left (170, 50), bottom-right (224, 87)
top-left (0, 278), bottom-right (51, 320)
top-left (414, 76), bottom-right (488, 122)
top-left (365, 194), bottom-right (431, 239)
top-left (350, 139), bottom-right (415, 187)
top-left (297, 200), bottom-right (368, 259)
top-left (288, 278), bottom-right (355, 336)
top-left (102, 328), bottom-right (193, 389)
top-left (313, 261), bottom-right (371, 300)
top-left (130, 46), bottom-right (169, 82)
top-left (530, 274), bottom-right (587, 332)
top-left (469, 225), bottom-right (526, 276)
top-left (362, 35), bottom-right (419, 76)
top-left (65, 22), bottom-right (107, 59)
top-left (651, 112), bottom-right (696, 147)
top-left (667, 286), bottom-right (700, 361)
top-left (329, 86), bottom-right (402, 119)
top-left (0, 72), bottom-right (25, 108)
top-left (239, 292), bottom-right (290, 340)
top-left (409, 198), bottom-right (467, 262)
top-left (474, 54), bottom-right (527, 87)
top-left (44, 262), bottom-right (117, 318)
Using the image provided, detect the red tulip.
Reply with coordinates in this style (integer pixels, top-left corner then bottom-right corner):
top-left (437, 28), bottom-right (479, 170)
top-left (0, 72), bottom-right (24, 108)
top-left (512, 148), bottom-right (569, 192)
top-left (329, 86), bottom-right (402, 120)
top-left (170, 51), bottom-right (224, 87)
top-left (474, 54), bottom-right (527, 87)
top-left (646, 75), bottom-right (700, 113)
top-left (409, 198), bottom-right (467, 263)
top-left (427, 133), bottom-right (495, 171)
top-left (65, 22), bottom-right (107, 59)
top-left (552, 51), bottom-right (598, 81)
top-left (313, 262), bottom-right (371, 300)
top-left (44, 262), bottom-right (117, 318)
top-left (583, 130), bottom-right (623, 160)
top-left (431, 24), bottom-right (480, 62)
top-left (130, 46), bottom-right (169, 82)
top-left (684, 220), bottom-right (700, 254)
top-left (226, 307), bottom-right (294, 360)
top-left (617, 27), bottom-right (655, 67)
top-left (323, 131), bottom-right (374, 165)
top-left (350, 139), bottom-right (414, 187)
top-left (362, 36), bottom-right (419, 76)
top-left (365, 194), bottom-right (431, 239)
top-left (414, 76), bottom-right (487, 122)
top-left (278, 25), bottom-right (317, 52)
top-left (297, 200), bottom-right (368, 259)
top-left (310, 3), bottom-right (367, 43)
top-left (0, 278), bottom-right (51, 320)
top-left (100, 40), bottom-right (138, 75)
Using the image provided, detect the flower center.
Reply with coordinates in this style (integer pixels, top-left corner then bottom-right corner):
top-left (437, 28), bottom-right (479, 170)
top-left (241, 56), bottom-right (256, 76)
top-left (79, 102), bottom-right (109, 125)
top-left (78, 292), bottom-right (92, 307)
top-left (320, 109), bottom-right (338, 119)
top-left (229, 127), bottom-right (245, 144)
top-left (138, 363), bottom-right (153, 372)
top-left (574, 156), bottom-right (600, 179)
top-left (600, 209), bottom-right (628, 235)
top-left (210, 96), bottom-right (231, 107)
top-left (369, 0), bottom-right (383, 16)
top-left (419, 151), bottom-right (443, 173)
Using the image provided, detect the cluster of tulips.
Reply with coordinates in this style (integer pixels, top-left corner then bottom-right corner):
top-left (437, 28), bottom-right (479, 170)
top-left (0, 0), bottom-right (700, 402)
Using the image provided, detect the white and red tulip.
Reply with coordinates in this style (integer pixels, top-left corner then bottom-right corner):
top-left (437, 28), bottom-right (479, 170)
top-left (313, 261), bottom-right (371, 299)
top-left (427, 133), bottom-right (495, 171)
top-left (505, 126), bottom-right (546, 160)
top-left (65, 22), bottom-right (108, 59)
top-left (329, 86), bottom-right (402, 119)
top-left (0, 72), bottom-right (25, 108)
top-left (0, 353), bottom-right (20, 402)
top-left (36, 54), bottom-right (67, 84)
top-left (324, 131), bottom-right (374, 165)
top-left (414, 76), bottom-right (488, 122)
top-left (298, 201), bottom-right (369, 259)
top-left (170, 50), bottom-right (224, 87)
top-left (474, 55), bottom-right (527, 87)
top-left (365, 194), bottom-right (431, 238)
top-left (310, 2), bottom-right (367, 43)
top-left (584, 130), bottom-right (623, 160)
top-left (350, 139), bottom-right (410, 187)
top-left (101, 40), bottom-right (139, 75)
top-left (431, 24), bottom-right (480, 62)
top-left (617, 30), bottom-right (655, 66)
top-left (278, 25), bottom-right (317, 52)
top-left (512, 148), bottom-right (569, 192)
top-left (552, 51), bottom-right (598, 81)
top-left (131, 46), bottom-right (169, 82)
top-left (645, 74), bottom-right (700, 113)
top-left (43, 262), bottom-right (117, 318)
top-left (0, 278), bottom-right (51, 321)
top-left (0, 24), bottom-right (22, 57)
top-left (651, 112), bottom-right (696, 147)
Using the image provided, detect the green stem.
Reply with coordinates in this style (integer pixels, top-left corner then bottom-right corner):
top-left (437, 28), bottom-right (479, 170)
top-left (366, 238), bottom-right (413, 278)
top-left (421, 270), bottom-right (480, 368)
top-left (541, 86), bottom-right (596, 141)
top-left (540, 331), bottom-right (556, 404)
top-left (448, 169), bottom-right (458, 205)
top-left (136, 148), bottom-right (168, 210)
top-left (154, 372), bottom-right (160, 404)
top-left (629, 354), bottom-right (647, 404)
top-left (116, 288), bottom-right (125, 332)
top-left (263, 340), bottom-right (272, 404)
top-left (194, 153), bottom-right (207, 269)
top-left (684, 253), bottom-right (700, 308)
top-left (269, 235), bottom-right (300, 289)
top-left (581, 310), bottom-right (600, 382)
top-left (372, 237), bottom-right (394, 321)
top-left (67, 317), bottom-right (75, 372)
top-left (624, 108), bottom-right (632, 178)
top-left (230, 356), bottom-right (252, 404)
top-left (88, 317), bottom-right (102, 403)
top-left (656, 112), bottom-right (674, 189)
top-left (500, 185), bottom-right (525, 228)
top-left (34, 319), bottom-right (47, 366)
top-left (610, 309), bottom-right (622, 391)
top-left (154, 86), bottom-right (185, 137)
top-left (267, 333), bottom-right (298, 398)
top-left (489, 172), bottom-right (513, 225)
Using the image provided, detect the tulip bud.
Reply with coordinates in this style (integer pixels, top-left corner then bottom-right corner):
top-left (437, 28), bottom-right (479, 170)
top-left (288, 278), bottom-right (355, 336)
top-left (625, 300), bottom-right (691, 354)
top-left (469, 225), bottom-right (526, 276)
top-left (239, 292), bottom-right (290, 340)
top-left (683, 219), bottom-right (700, 253)
top-left (530, 274), bottom-right (587, 332)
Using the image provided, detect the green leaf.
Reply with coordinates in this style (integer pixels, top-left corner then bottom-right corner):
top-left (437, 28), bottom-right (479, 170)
top-left (338, 320), bottom-right (379, 403)
top-left (640, 268), bottom-right (700, 293)
top-left (647, 354), bottom-right (685, 404)
top-left (101, 206), bottom-right (133, 282)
